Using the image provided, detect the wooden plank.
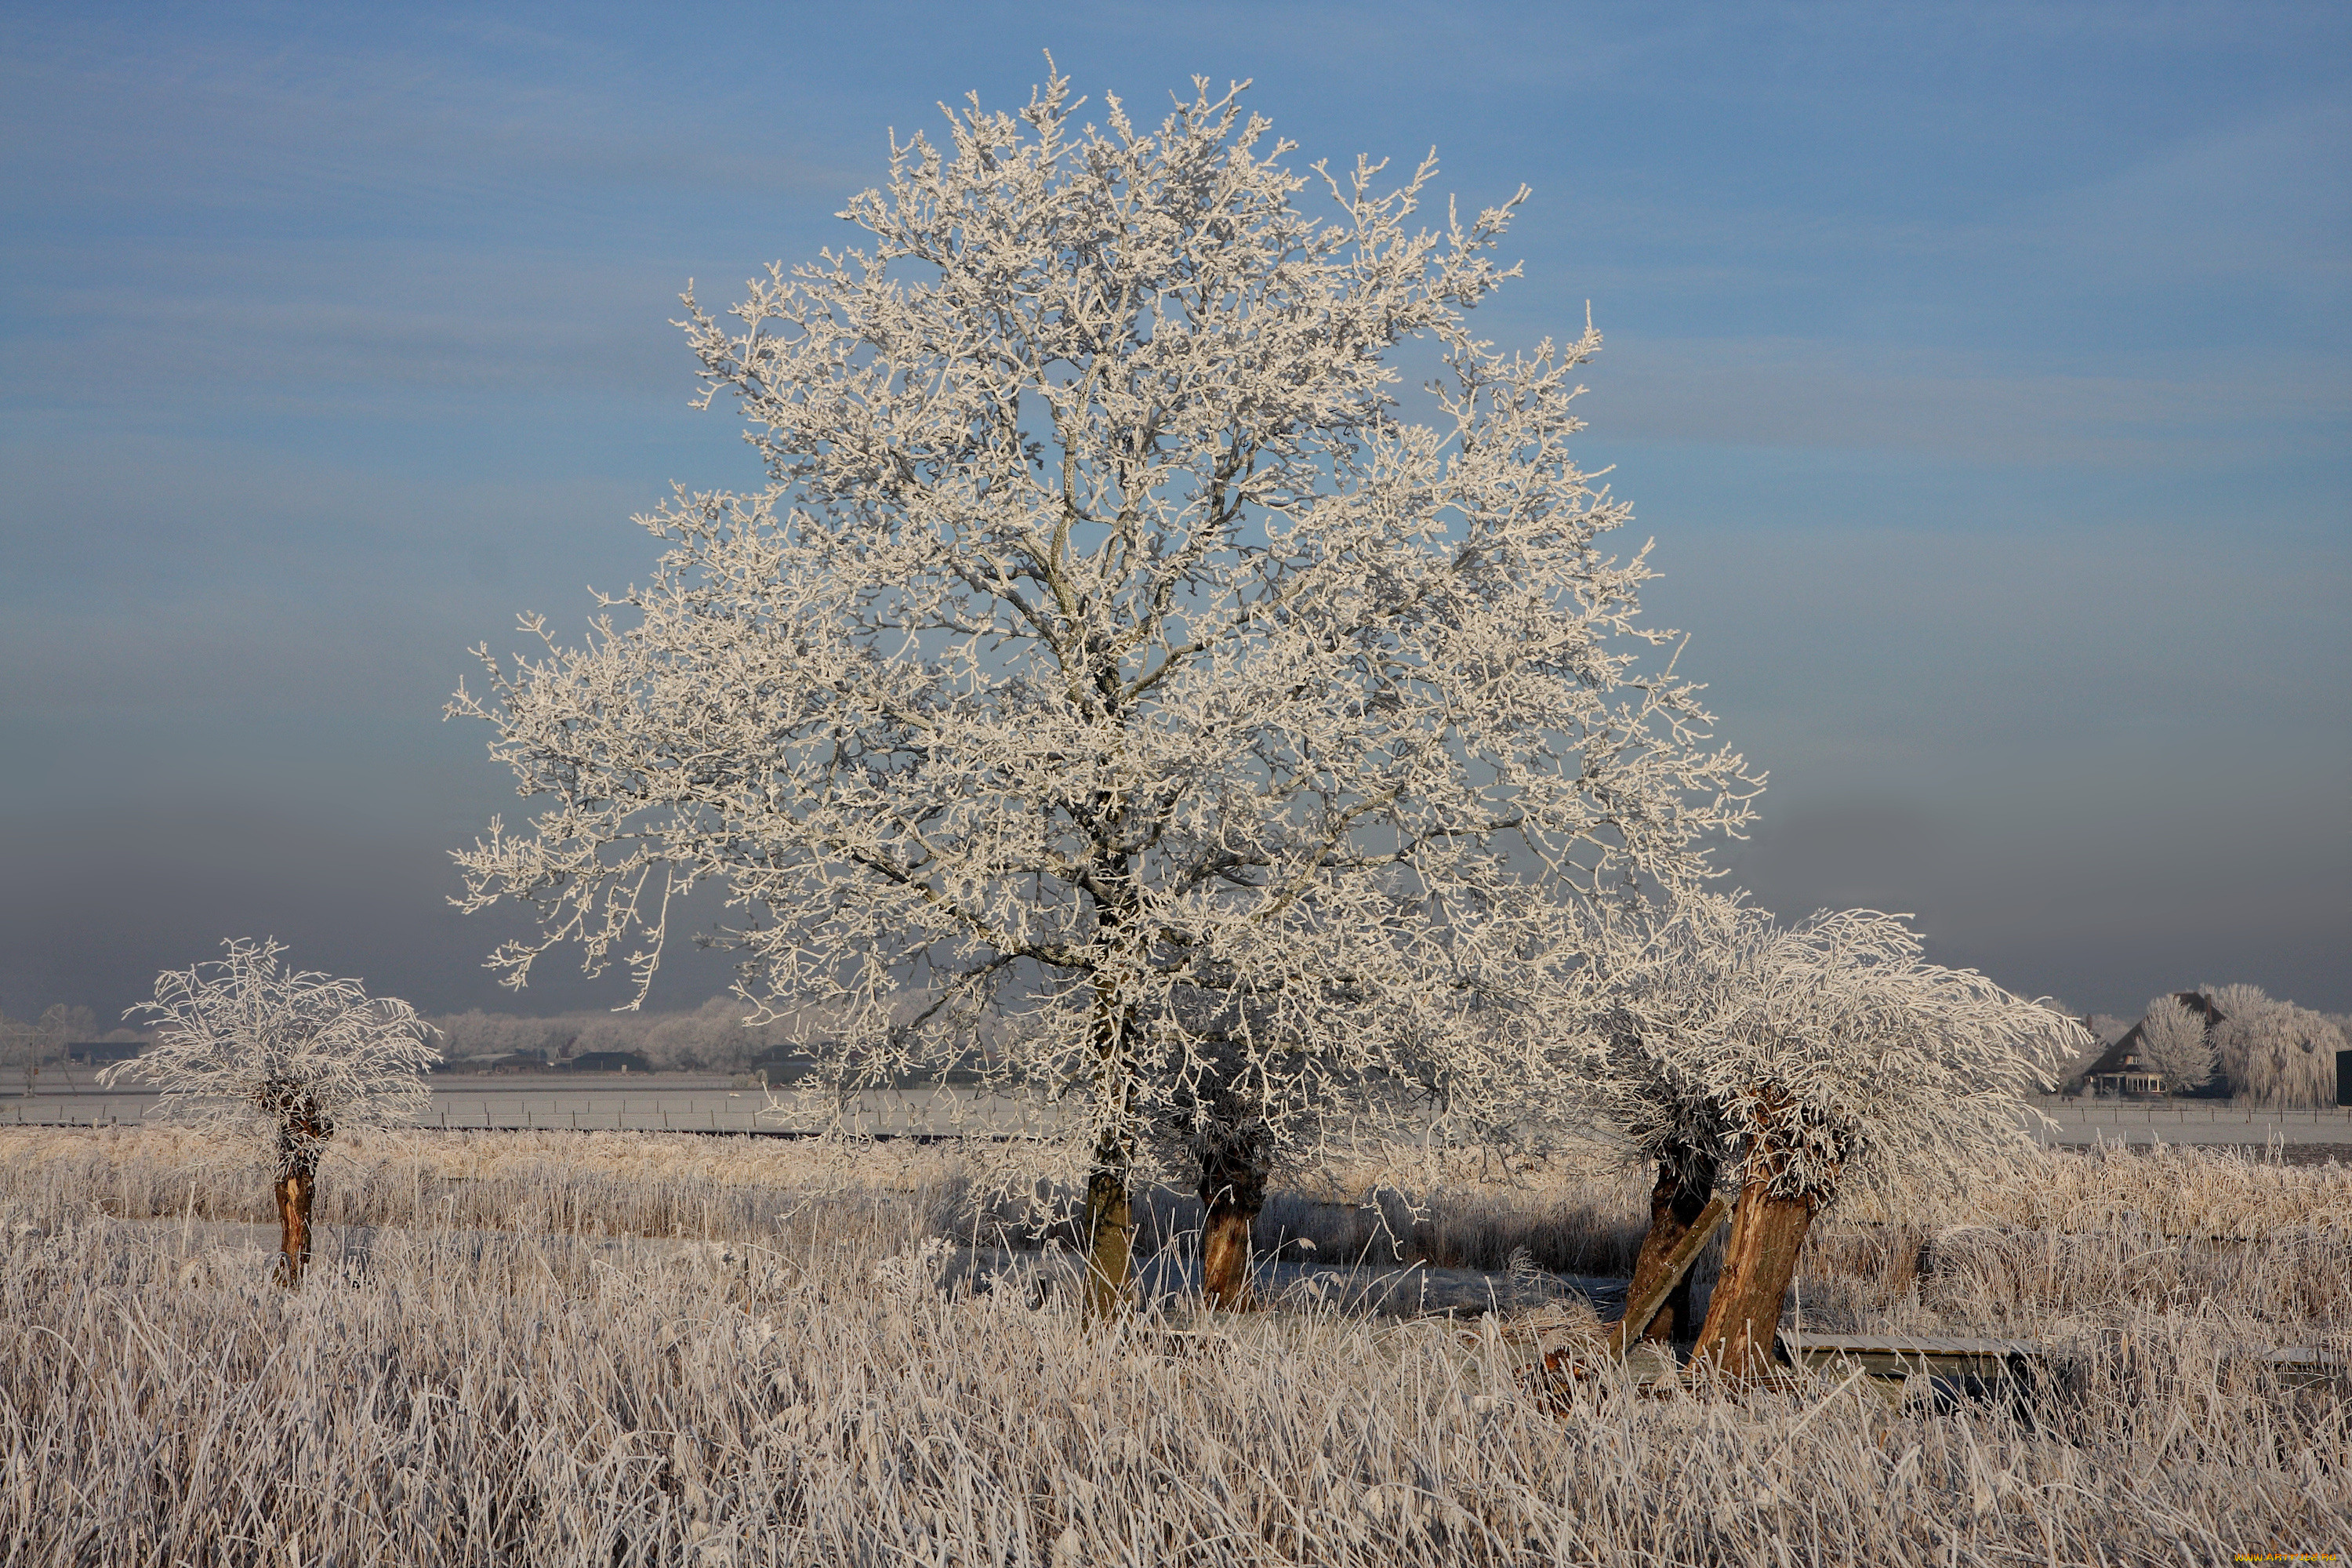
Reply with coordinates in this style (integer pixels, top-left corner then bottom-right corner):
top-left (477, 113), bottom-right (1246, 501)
top-left (1783, 1333), bottom-right (2046, 1356)
top-left (1778, 1333), bottom-right (2039, 1385)
top-left (1779, 1332), bottom-right (2343, 1392)
top-left (1606, 1193), bottom-right (1731, 1356)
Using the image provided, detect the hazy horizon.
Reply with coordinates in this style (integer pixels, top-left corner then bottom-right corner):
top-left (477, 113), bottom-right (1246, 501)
top-left (3, 2), bottom-right (2345, 1022)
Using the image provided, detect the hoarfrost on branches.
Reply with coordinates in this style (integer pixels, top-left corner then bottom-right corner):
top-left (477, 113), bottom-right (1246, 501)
top-left (2205, 984), bottom-right (2341, 1109)
top-left (1556, 893), bottom-right (2088, 1374)
top-left (103, 938), bottom-right (441, 1161)
top-left (102, 938), bottom-right (439, 1283)
top-left (447, 65), bottom-right (1761, 1255)
top-left (2135, 994), bottom-right (2216, 1094)
top-left (1565, 895), bottom-right (2088, 1206)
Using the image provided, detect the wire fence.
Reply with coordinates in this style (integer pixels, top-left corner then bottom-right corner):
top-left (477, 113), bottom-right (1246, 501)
top-left (2031, 1096), bottom-right (2352, 1145)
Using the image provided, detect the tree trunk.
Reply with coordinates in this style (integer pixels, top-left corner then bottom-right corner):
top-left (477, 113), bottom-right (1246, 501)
top-left (1081, 1154), bottom-right (1133, 1320)
top-left (1196, 1133), bottom-right (1267, 1311)
top-left (1200, 1203), bottom-right (1254, 1309)
top-left (1079, 890), bottom-right (1141, 1321)
top-left (1621, 1155), bottom-right (1716, 1343)
top-left (274, 1156), bottom-right (317, 1287)
top-left (1692, 1175), bottom-right (1817, 1378)
top-left (267, 1087), bottom-right (332, 1288)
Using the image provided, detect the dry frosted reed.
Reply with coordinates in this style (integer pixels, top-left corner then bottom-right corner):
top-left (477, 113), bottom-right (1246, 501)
top-left (2, 1130), bottom-right (2346, 1565)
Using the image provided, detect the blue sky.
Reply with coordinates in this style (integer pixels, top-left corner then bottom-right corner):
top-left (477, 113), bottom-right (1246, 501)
top-left (2, 1), bottom-right (2345, 1021)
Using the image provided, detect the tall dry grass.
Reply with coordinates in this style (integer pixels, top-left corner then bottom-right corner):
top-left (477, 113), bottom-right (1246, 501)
top-left (1792, 1143), bottom-right (2352, 1340)
top-left (1, 1128), bottom-right (2346, 1566)
top-left (0, 1126), bottom-right (962, 1240)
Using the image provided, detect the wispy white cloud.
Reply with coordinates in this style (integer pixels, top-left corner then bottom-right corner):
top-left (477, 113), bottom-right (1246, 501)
top-left (2041, 96), bottom-right (2350, 292)
top-left (1586, 333), bottom-right (2348, 466)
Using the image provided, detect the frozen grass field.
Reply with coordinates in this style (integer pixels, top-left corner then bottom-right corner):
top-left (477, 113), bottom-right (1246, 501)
top-left (2, 1128), bottom-right (2346, 1565)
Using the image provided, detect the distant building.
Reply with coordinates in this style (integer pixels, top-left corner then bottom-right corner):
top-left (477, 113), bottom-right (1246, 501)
top-left (65, 1041), bottom-right (143, 1065)
top-left (563, 1051), bottom-right (652, 1074)
top-left (2081, 991), bottom-right (2221, 1098)
top-left (2079, 1039), bottom-right (2165, 1098)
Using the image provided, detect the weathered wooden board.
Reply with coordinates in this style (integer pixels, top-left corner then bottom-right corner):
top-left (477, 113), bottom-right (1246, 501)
top-left (1778, 1331), bottom-right (2044, 1384)
top-left (1779, 1331), bottom-right (2343, 1392)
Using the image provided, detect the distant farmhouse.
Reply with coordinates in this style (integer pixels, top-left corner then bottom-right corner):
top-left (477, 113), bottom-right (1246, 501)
top-left (2078, 991), bottom-right (2218, 1098)
top-left (64, 1040), bottom-right (143, 1065)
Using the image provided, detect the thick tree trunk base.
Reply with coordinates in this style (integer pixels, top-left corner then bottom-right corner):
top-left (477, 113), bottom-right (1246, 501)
top-left (1621, 1158), bottom-right (1715, 1343)
top-left (1692, 1179), bottom-right (1815, 1378)
top-left (274, 1163), bottom-right (316, 1287)
top-left (1196, 1134), bottom-right (1267, 1312)
top-left (1081, 1167), bottom-right (1133, 1320)
top-left (1200, 1201), bottom-right (1258, 1310)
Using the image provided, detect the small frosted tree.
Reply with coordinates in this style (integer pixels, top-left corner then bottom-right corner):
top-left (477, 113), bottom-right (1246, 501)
top-left (1, 1013), bottom-right (34, 1095)
top-left (102, 939), bottom-right (440, 1283)
top-left (1563, 897), bottom-right (2085, 1374)
top-left (2136, 994), bottom-right (2215, 1094)
top-left (1691, 910), bottom-right (2083, 1374)
top-left (450, 64), bottom-right (1759, 1312)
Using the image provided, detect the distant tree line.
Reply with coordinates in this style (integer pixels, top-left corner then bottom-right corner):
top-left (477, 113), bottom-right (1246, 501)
top-left (420, 993), bottom-right (822, 1074)
top-left (3, 993), bottom-right (828, 1079)
top-left (0, 1004), bottom-right (147, 1080)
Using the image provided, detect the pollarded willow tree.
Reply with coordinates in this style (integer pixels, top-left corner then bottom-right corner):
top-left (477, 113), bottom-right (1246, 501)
top-left (1566, 891), bottom-right (1748, 1346)
top-left (450, 66), bottom-right (1760, 1312)
top-left (101, 939), bottom-right (441, 1283)
top-left (1563, 895), bottom-right (2086, 1374)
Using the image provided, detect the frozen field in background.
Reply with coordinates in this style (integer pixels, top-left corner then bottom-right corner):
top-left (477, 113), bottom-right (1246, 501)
top-left (0, 1072), bottom-right (1060, 1137)
top-left (5, 1073), bottom-right (2347, 1146)
top-left (2027, 1096), bottom-right (2352, 1147)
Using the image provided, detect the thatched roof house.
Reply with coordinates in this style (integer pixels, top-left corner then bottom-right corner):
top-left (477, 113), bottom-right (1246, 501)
top-left (2081, 990), bottom-right (2220, 1098)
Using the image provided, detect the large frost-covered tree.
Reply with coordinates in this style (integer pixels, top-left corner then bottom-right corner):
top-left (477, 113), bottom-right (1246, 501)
top-left (1562, 896), bottom-right (2085, 1374)
top-left (103, 939), bottom-right (440, 1283)
top-left (2206, 984), bottom-right (2341, 1109)
top-left (451, 66), bottom-right (1759, 1312)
